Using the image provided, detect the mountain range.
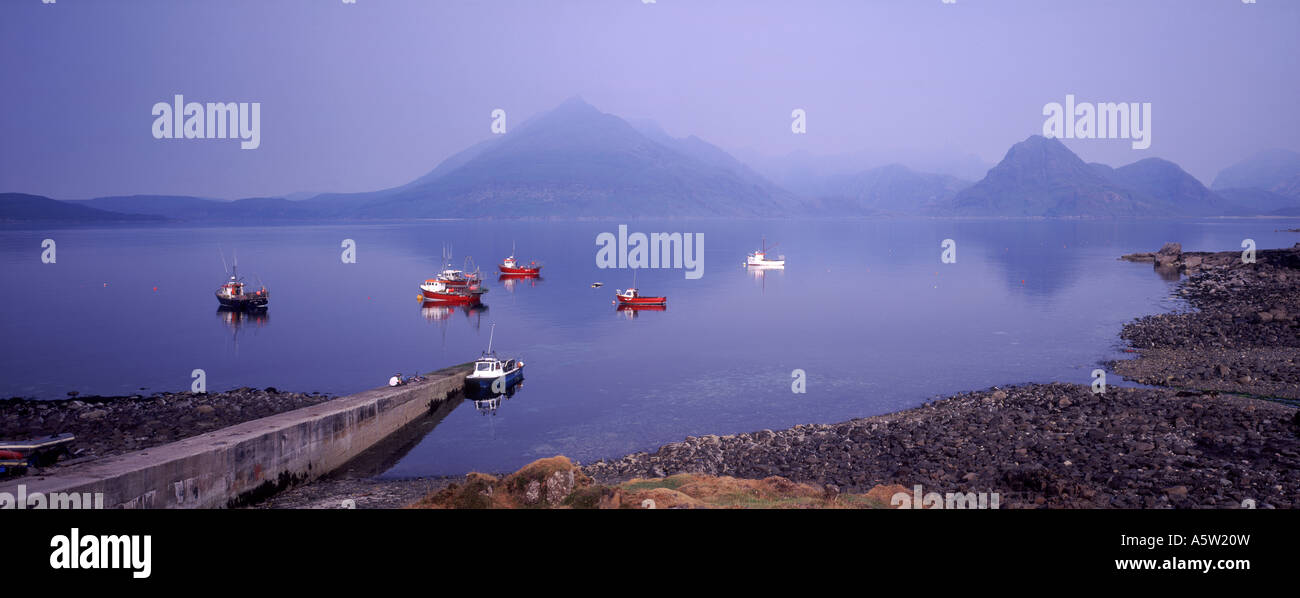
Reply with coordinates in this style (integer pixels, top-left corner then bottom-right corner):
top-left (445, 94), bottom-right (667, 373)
top-left (4, 99), bottom-right (1300, 223)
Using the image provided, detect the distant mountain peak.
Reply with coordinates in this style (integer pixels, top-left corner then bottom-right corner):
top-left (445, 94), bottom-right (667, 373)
top-left (1212, 148), bottom-right (1300, 190)
top-left (336, 97), bottom-right (796, 218)
top-left (549, 95), bottom-right (601, 115)
top-left (948, 135), bottom-right (1234, 217)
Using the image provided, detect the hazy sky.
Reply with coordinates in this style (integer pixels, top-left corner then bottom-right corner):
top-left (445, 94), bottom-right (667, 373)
top-left (2, 0), bottom-right (1297, 199)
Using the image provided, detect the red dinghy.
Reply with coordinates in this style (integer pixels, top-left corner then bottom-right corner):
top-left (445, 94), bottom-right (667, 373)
top-left (613, 287), bottom-right (666, 306)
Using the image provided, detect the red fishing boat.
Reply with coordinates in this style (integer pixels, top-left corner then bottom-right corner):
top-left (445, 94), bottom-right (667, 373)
top-left (613, 287), bottom-right (666, 307)
top-left (498, 243), bottom-right (542, 275)
top-left (612, 271), bottom-right (664, 306)
top-left (420, 278), bottom-right (487, 304)
top-left (499, 255), bottom-right (541, 275)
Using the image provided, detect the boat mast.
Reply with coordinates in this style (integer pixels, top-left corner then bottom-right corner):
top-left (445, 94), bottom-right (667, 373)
top-left (486, 323), bottom-right (496, 355)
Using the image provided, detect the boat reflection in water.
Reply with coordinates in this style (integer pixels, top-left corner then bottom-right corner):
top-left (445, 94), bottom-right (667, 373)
top-left (216, 306), bottom-right (269, 330)
top-left (615, 304), bottom-right (666, 319)
top-left (463, 377), bottom-right (524, 416)
top-left (498, 273), bottom-right (542, 293)
top-left (419, 300), bottom-right (489, 323)
top-left (749, 265), bottom-right (782, 293)
top-left (216, 306), bottom-right (268, 353)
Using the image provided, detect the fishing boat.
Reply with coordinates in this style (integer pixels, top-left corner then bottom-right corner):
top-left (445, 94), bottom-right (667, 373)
top-left (745, 237), bottom-right (785, 268)
top-left (613, 287), bottom-right (666, 306)
top-left (215, 254), bottom-right (268, 310)
top-left (613, 270), bottom-right (666, 306)
top-left (419, 278), bottom-right (486, 304)
top-left (433, 246), bottom-right (483, 287)
top-left (498, 243), bottom-right (542, 275)
top-left (437, 267), bottom-right (482, 287)
top-left (465, 324), bottom-right (525, 392)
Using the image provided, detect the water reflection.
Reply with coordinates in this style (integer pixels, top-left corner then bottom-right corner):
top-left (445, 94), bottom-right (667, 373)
top-left (216, 307), bottom-right (268, 354)
top-left (464, 377), bottom-right (525, 416)
top-left (324, 389), bottom-right (468, 479)
top-left (1153, 264), bottom-right (1183, 282)
top-left (419, 301), bottom-right (488, 324)
top-left (615, 304), bottom-right (666, 319)
top-left (748, 266), bottom-right (782, 292)
top-left (498, 273), bottom-right (543, 293)
top-left (217, 305), bottom-right (269, 325)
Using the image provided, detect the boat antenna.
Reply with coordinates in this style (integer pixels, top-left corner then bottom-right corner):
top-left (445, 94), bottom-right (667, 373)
top-left (219, 248), bottom-right (230, 276)
top-left (486, 323), bottom-right (496, 355)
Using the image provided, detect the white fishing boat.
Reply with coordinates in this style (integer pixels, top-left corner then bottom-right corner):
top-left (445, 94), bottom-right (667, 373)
top-left (465, 324), bottom-right (524, 392)
top-left (745, 237), bottom-right (785, 268)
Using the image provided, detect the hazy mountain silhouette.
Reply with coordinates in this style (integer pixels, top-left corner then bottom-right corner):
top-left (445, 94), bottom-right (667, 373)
top-left (948, 136), bottom-right (1161, 217)
top-left (9, 105), bottom-right (1299, 221)
top-left (1211, 149), bottom-right (1300, 190)
top-left (337, 97), bottom-right (796, 218)
top-left (946, 136), bottom-right (1255, 217)
top-left (1094, 158), bottom-right (1228, 216)
top-left (0, 193), bottom-right (161, 223)
top-left (808, 164), bottom-right (971, 215)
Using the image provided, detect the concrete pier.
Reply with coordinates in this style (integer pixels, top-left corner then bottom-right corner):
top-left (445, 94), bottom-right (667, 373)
top-left (0, 364), bottom-right (471, 509)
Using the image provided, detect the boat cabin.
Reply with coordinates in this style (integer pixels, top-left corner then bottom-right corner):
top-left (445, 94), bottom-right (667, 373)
top-left (219, 278), bottom-right (246, 298)
top-left (474, 356), bottom-right (518, 374)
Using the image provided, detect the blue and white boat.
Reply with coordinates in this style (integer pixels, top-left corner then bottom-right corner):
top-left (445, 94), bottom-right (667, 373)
top-left (465, 324), bottom-right (524, 392)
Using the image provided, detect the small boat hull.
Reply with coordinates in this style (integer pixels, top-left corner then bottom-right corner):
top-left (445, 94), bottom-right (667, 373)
top-left (216, 293), bottom-right (268, 310)
top-left (420, 288), bottom-right (482, 304)
top-left (466, 364), bottom-right (524, 391)
top-left (499, 265), bottom-right (541, 275)
top-left (615, 296), bottom-right (667, 306)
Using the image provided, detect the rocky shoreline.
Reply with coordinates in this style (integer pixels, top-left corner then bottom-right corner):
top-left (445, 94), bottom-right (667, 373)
top-left (582, 384), bottom-right (1298, 508)
top-left (0, 388), bottom-right (333, 471)
top-left (581, 242), bottom-right (1300, 508)
top-left (1115, 242), bottom-right (1299, 400)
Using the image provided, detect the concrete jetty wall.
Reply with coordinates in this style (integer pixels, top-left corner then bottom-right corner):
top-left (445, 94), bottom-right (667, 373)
top-left (0, 364), bottom-right (470, 509)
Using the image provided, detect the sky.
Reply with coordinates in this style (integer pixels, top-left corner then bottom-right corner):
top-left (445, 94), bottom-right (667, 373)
top-left (1, 0), bottom-right (1297, 199)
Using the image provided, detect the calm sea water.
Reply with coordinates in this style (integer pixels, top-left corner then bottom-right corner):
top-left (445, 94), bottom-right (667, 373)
top-left (2, 219), bottom-right (1297, 476)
